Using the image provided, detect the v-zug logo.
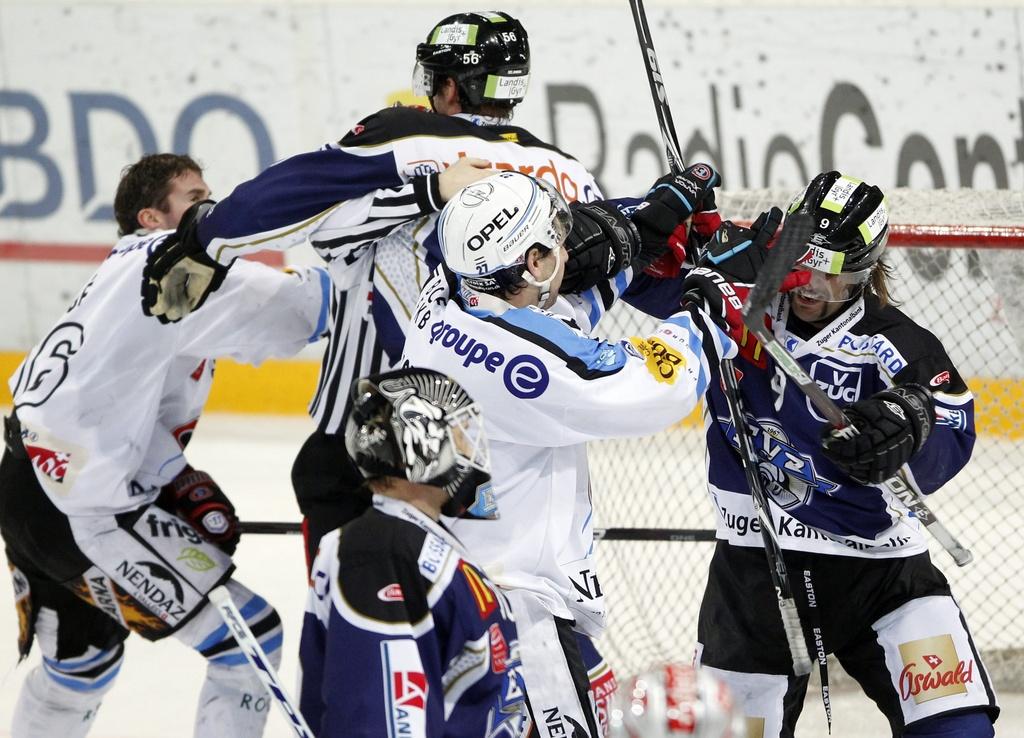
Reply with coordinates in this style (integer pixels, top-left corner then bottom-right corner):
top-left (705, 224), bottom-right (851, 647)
top-left (429, 321), bottom-right (549, 399)
top-left (809, 357), bottom-right (861, 420)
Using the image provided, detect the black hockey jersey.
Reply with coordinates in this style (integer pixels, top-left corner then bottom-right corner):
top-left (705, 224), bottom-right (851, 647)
top-left (703, 291), bottom-right (975, 556)
top-left (299, 495), bottom-right (528, 737)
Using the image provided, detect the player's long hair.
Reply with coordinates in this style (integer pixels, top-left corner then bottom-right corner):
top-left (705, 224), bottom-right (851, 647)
top-left (868, 257), bottom-right (899, 307)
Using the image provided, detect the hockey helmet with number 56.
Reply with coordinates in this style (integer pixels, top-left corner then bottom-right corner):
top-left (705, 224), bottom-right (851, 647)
top-left (413, 11), bottom-right (530, 109)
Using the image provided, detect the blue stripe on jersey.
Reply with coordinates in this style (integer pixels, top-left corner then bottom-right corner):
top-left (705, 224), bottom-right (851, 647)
top-left (371, 287), bottom-right (407, 367)
top-left (198, 148), bottom-right (402, 244)
top-left (495, 307), bottom-right (628, 375)
top-left (421, 225), bottom-right (444, 263)
top-left (310, 268), bottom-right (332, 341)
top-left (663, 313), bottom-right (711, 393)
top-left (613, 269), bottom-right (629, 296)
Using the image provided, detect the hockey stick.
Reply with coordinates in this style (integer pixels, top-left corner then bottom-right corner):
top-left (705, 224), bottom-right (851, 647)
top-left (207, 586), bottom-right (315, 738)
top-left (626, 0), bottom-right (812, 675)
top-left (239, 520), bottom-right (716, 542)
top-left (738, 226), bottom-right (974, 567)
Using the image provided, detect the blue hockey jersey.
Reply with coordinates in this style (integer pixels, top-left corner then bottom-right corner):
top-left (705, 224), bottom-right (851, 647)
top-left (704, 290), bottom-right (975, 557)
top-left (299, 495), bottom-right (529, 737)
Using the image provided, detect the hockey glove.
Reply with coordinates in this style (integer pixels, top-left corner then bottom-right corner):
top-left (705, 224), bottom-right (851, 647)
top-left (158, 466), bottom-right (240, 555)
top-left (703, 208), bottom-right (784, 282)
top-left (632, 163), bottom-right (722, 277)
top-left (821, 384), bottom-right (935, 484)
top-left (141, 200), bottom-right (228, 323)
top-left (561, 201), bottom-right (641, 294)
top-left (680, 210), bottom-right (811, 367)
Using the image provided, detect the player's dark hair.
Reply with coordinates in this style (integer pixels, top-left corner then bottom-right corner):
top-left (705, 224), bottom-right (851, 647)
top-left (474, 244), bottom-right (552, 298)
top-left (439, 75), bottom-right (517, 118)
top-left (114, 153), bottom-right (203, 236)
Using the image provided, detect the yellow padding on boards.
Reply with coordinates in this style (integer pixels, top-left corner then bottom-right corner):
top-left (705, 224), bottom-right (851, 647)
top-left (0, 351), bottom-right (1020, 436)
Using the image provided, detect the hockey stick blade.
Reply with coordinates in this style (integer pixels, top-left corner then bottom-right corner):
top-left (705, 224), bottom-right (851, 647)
top-left (741, 211), bottom-right (814, 332)
top-left (239, 521), bottom-right (717, 542)
top-left (208, 586), bottom-right (314, 737)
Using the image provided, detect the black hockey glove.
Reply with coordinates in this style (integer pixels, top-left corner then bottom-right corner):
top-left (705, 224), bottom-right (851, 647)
top-left (631, 163), bottom-right (721, 273)
top-left (680, 208), bottom-right (811, 368)
top-left (702, 207), bottom-right (783, 282)
top-left (157, 466), bottom-right (240, 555)
top-left (821, 384), bottom-right (935, 484)
top-left (141, 200), bottom-right (228, 324)
top-left (561, 201), bottom-right (641, 294)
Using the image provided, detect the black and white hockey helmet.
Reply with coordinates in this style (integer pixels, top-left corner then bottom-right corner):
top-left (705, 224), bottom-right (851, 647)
top-left (344, 368), bottom-right (496, 518)
top-left (789, 171), bottom-right (889, 274)
top-left (413, 11), bottom-right (530, 109)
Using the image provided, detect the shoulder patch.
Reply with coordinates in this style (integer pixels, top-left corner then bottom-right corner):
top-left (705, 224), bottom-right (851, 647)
top-left (417, 532), bottom-right (453, 583)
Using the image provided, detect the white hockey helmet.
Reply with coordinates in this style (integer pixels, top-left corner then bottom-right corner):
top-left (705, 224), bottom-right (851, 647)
top-left (437, 171), bottom-right (572, 302)
top-left (609, 664), bottom-right (746, 738)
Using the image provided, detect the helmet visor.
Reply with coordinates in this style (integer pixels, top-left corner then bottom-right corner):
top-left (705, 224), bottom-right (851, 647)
top-left (412, 61), bottom-right (434, 98)
top-left (535, 177), bottom-right (573, 251)
top-left (793, 266), bottom-right (874, 303)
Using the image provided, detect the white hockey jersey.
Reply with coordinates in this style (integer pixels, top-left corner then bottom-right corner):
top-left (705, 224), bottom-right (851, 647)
top-left (9, 230), bottom-right (329, 517)
top-left (402, 267), bottom-right (735, 635)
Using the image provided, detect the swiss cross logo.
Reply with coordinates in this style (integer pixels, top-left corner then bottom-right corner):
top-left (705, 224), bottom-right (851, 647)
top-left (393, 671), bottom-right (427, 709)
top-left (924, 654), bottom-right (943, 670)
top-left (25, 445), bottom-right (70, 483)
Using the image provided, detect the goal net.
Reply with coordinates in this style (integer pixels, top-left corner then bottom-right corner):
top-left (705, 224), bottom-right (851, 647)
top-left (590, 187), bottom-right (1024, 690)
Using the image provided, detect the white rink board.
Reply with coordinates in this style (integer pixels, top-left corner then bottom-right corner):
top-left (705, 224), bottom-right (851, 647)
top-left (3, 2), bottom-right (1024, 349)
top-left (0, 412), bottom-right (1021, 737)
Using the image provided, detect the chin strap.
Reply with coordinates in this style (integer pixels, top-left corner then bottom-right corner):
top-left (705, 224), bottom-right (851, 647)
top-left (521, 247), bottom-right (563, 307)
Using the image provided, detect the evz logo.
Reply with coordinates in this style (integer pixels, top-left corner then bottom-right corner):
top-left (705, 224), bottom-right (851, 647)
top-left (809, 358), bottom-right (861, 421)
top-left (719, 417), bottom-right (839, 507)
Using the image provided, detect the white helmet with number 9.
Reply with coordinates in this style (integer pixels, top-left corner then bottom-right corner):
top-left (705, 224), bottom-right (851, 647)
top-left (437, 171), bottom-right (572, 304)
top-left (609, 664), bottom-right (746, 738)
